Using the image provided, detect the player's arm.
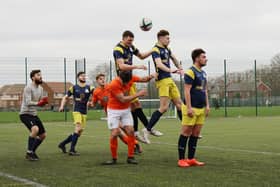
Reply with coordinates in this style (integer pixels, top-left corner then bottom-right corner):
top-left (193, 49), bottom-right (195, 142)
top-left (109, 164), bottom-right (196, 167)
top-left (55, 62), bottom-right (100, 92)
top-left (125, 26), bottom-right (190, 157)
top-left (59, 95), bottom-right (69, 112)
top-left (184, 84), bottom-right (193, 117)
top-left (205, 83), bottom-right (210, 117)
top-left (132, 45), bottom-right (152, 60)
top-left (89, 91), bottom-right (98, 108)
top-left (116, 58), bottom-right (146, 71)
top-left (136, 74), bottom-right (156, 83)
top-left (24, 87), bottom-right (48, 106)
top-left (116, 89), bottom-right (147, 103)
top-left (184, 70), bottom-right (195, 117)
top-left (135, 48), bottom-right (153, 60)
top-left (114, 48), bottom-right (146, 70)
top-left (59, 87), bottom-right (72, 112)
top-left (154, 57), bottom-right (178, 73)
top-left (24, 87), bottom-right (38, 106)
top-left (170, 53), bottom-right (182, 70)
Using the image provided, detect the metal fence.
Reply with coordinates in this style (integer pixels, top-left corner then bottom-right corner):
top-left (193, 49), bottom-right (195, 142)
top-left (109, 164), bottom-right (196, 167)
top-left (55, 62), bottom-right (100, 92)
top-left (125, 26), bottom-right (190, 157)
top-left (0, 57), bottom-right (279, 119)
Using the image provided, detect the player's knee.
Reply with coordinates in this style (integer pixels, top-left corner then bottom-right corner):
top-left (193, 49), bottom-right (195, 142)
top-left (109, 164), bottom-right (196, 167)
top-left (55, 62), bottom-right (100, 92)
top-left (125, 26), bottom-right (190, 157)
top-left (175, 103), bottom-right (181, 110)
top-left (111, 128), bottom-right (120, 137)
top-left (78, 129), bottom-right (83, 136)
top-left (39, 133), bottom-right (46, 140)
top-left (181, 126), bottom-right (193, 136)
top-left (75, 123), bottom-right (82, 132)
top-left (31, 125), bottom-right (39, 134)
top-left (125, 127), bottom-right (134, 136)
top-left (159, 106), bottom-right (168, 113)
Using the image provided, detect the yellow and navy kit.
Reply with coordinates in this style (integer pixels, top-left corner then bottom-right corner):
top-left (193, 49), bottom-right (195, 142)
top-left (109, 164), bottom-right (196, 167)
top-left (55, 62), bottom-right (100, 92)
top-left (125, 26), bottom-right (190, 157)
top-left (67, 84), bottom-right (94, 114)
top-left (184, 66), bottom-right (207, 108)
top-left (113, 42), bottom-right (139, 75)
top-left (151, 43), bottom-right (172, 81)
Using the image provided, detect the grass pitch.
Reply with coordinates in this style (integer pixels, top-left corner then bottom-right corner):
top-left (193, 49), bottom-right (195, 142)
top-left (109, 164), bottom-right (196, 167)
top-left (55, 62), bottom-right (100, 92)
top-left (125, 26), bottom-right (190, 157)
top-left (0, 116), bottom-right (280, 187)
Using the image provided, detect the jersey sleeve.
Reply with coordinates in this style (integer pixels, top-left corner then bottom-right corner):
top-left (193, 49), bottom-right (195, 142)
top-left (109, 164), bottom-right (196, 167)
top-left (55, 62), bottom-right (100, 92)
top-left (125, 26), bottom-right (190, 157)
top-left (113, 46), bottom-right (124, 59)
top-left (67, 86), bottom-right (73, 97)
top-left (92, 90), bottom-right (98, 103)
top-left (131, 45), bottom-right (140, 56)
top-left (152, 47), bottom-right (160, 59)
top-left (184, 69), bottom-right (195, 85)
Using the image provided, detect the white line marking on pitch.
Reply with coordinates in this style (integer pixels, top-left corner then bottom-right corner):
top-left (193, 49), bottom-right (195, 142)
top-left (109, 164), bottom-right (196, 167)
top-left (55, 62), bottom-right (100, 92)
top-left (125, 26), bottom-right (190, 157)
top-left (151, 141), bottom-right (280, 156)
top-left (0, 172), bottom-right (48, 187)
top-left (79, 134), bottom-right (280, 156)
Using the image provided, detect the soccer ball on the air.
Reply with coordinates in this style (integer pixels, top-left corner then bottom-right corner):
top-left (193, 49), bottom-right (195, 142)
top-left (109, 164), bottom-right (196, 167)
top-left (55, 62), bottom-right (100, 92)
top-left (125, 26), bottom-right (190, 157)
top-left (139, 17), bottom-right (152, 31)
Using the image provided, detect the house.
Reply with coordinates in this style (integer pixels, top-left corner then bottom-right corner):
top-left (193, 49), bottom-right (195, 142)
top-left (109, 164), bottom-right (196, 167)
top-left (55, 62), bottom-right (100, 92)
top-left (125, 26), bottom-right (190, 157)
top-left (227, 81), bottom-right (271, 98)
top-left (0, 82), bottom-right (73, 110)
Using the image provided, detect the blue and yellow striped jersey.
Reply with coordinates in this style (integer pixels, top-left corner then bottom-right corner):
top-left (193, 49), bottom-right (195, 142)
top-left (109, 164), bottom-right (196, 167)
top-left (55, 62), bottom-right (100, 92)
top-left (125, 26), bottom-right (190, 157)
top-left (184, 65), bottom-right (207, 108)
top-left (151, 43), bottom-right (172, 81)
top-left (67, 84), bottom-right (94, 114)
top-left (113, 42), bottom-right (139, 75)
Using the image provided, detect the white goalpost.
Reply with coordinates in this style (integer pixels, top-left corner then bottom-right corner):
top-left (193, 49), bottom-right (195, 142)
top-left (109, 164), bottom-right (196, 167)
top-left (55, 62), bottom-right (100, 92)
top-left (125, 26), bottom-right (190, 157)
top-left (139, 98), bottom-right (177, 119)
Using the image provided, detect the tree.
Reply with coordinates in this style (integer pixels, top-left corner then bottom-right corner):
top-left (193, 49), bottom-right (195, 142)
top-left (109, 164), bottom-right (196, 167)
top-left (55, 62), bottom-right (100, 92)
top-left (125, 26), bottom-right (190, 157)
top-left (88, 62), bottom-right (117, 86)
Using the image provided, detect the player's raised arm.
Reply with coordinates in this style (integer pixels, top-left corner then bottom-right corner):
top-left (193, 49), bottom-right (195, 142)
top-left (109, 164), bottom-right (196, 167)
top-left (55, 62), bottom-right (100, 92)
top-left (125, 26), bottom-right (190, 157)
top-left (154, 57), bottom-right (178, 73)
top-left (115, 54), bottom-right (146, 71)
top-left (170, 53), bottom-right (183, 70)
top-left (136, 74), bottom-right (156, 83)
top-left (135, 47), bottom-right (153, 60)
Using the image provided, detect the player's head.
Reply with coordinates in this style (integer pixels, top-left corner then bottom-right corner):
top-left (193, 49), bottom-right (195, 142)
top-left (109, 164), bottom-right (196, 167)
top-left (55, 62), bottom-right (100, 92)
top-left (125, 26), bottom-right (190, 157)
top-left (157, 30), bottom-right (170, 47)
top-left (96, 73), bottom-right (106, 86)
top-left (191, 48), bottom-right (207, 67)
top-left (122, 30), bottom-right (134, 47)
top-left (77, 71), bottom-right (86, 83)
top-left (30, 69), bottom-right (43, 84)
top-left (119, 71), bottom-right (132, 84)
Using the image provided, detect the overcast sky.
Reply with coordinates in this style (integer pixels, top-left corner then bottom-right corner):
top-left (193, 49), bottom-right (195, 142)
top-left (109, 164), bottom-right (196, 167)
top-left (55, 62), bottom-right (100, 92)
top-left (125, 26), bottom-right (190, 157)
top-left (0, 0), bottom-right (279, 84)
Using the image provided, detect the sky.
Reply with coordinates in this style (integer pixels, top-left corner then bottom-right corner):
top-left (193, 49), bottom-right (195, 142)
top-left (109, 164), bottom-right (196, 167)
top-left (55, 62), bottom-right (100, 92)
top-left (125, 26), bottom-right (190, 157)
top-left (0, 0), bottom-right (279, 84)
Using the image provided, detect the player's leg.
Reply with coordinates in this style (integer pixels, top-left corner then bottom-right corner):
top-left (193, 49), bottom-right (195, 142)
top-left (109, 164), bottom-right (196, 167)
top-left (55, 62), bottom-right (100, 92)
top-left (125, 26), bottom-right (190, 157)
top-left (121, 110), bottom-right (138, 164)
top-left (185, 108), bottom-right (205, 166)
top-left (131, 101), bottom-right (148, 143)
top-left (68, 112), bottom-right (84, 156)
top-left (142, 96), bottom-right (169, 143)
top-left (118, 127), bottom-right (129, 145)
top-left (19, 114), bottom-right (39, 161)
top-left (178, 125), bottom-right (193, 167)
top-left (118, 126), bottom-right (142, 154)
top-left (31, 117), bottom-right (46, 160)
top-left (177, 104), bottom-right (196, 167)
top-left (148, 97), bottom-right (170, 130)
top-left (103, 109), bottom-right (121, 165)
top-left (170, 82), bottom-right (183, 121)
top-left (146, 80), bottom-right (171, 132)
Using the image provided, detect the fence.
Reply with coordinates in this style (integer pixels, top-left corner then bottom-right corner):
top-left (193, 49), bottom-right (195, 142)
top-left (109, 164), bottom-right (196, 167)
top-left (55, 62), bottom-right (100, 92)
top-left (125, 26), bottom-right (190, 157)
top-left (0, 57), bottom-right (279, 122)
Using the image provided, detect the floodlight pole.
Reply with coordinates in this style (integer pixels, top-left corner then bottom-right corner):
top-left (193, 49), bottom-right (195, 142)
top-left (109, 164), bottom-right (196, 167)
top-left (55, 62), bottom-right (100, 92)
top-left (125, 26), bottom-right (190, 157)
top-left (224, 59), bottom-right (228, 117)
top-left (25, 57), bottom-right (28, 85)
top-left (83, 58), bottom-right (86, 73)
top-left (254, 60), bottom-right (258, 116)
top-left (148, 60), bottom-right (151, 117)
top-left (75, 60), bottom-right (77, 85)
top-left (64, 58), bottom-right (67, 122)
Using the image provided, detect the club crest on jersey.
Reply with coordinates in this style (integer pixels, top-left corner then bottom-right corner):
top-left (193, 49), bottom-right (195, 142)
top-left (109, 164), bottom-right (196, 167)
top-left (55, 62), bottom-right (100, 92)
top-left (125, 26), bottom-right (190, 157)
top-left (85, 89), bottom-right (89, 93)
